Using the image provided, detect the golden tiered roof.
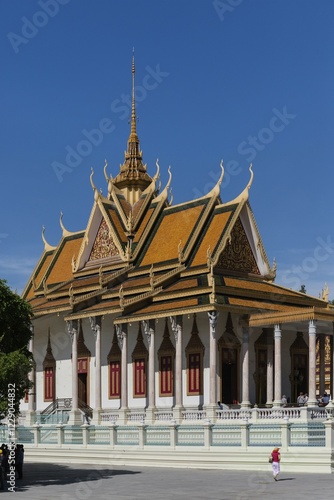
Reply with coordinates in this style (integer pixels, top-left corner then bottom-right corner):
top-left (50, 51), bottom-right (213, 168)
top-left (22, 58), bottom-right (334, 328)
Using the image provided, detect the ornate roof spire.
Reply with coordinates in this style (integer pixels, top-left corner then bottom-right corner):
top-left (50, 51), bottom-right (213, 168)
top-left (112, 51), bottom-right (152, 203)
top-left (130, 48), bottom-right (137, 139)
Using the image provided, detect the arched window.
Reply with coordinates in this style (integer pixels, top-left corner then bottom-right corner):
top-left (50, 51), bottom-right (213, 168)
top-left (132, 323), bottom-right (148, 398)
top-left (108, 328), bottom-right (121, 399)
top-left (43, 329), bottom-right (55, 402)
top-left (185, 315), bottom-right (205, 396)
top-left (158, 319), bottom-right (175, 397)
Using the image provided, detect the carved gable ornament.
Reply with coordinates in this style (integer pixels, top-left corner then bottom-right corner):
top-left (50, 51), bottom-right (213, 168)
top-left (107, 327), bottom-right (121, 362)
top-left (185, 315), bottom-right (205, 354)
top-left (131, 323), bottom-right (148, 360)
top-left (218, 218), bottom-right (260, 275)
top-left (158, 318), bottom-right (175, 356)
top-left (89, 219), bottom-right (119, 261)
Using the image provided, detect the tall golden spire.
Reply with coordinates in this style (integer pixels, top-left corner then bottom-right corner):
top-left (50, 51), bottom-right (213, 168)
top-left (112, 50), bottom-right (152, 203)
top-left (130, 49), bottom-right (137, 139)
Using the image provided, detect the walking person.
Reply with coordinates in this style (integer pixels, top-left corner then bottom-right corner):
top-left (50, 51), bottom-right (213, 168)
top-left (15, 444), bottom-right (24, 480)
top-left (270, 447), bottom-right (281, 481)
top-left (297, 392), bottom-right (305, 406)
top-left (0, 449), bottom-right (4, 490)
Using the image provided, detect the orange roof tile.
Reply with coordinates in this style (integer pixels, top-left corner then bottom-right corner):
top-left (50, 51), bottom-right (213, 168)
top-left (122, 275), bottom-right (150, 289)
top-left (228, 297), bottom-right (297, 312)
top-left (224, 277), bottom-right (306, 298)
top-left (34, 252), bottom-right (55, 288)
top-left (140, 203), bottom-right (205, 266)
top-left (107, 208), bottom-right (127, 244)
top-left (132, 194), bottom-right (148, 219)
top-left (133, 206), bottom-right (155, 243)
top-left (164, 278), bottom-right (199, 292)
top-left (46, 236), bottom-right (83, 285)
top-left (190, 210), bottom-right (233, 267)
top-left (129, 297), bottom-right (199, 315)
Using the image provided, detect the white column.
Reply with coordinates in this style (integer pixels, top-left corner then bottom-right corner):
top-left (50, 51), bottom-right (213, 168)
top-left (307, 320), bottom-right (317, 405)
top-left (241, 326), bottom-right (251, 408)
top-left (319, 334), bottom-right (325, 397)
top-left (273, 324), bottom-right (282, 406)
top-left (329, 332), bottom-right (334, 406)
top-left (28, 331), bottom-right (35, 412)
top-left (67, 320), bottom-right (81, 424)
top-left (170, 316), bottom-right (183, 421)
top-left (143, 320), bottom-right (155, 422)
top-left (90, 316), bottom-right (102, 424)
top-left (70, 321), bottom-right (78, 410)
top-left (266, 329), bottom-right (274, 406)
top-left (208, 312), bottom-right (218, 405)
top-left (116, 324), bottom-right (128, 423)
top-left (25, 326), bottom-right (36, 425)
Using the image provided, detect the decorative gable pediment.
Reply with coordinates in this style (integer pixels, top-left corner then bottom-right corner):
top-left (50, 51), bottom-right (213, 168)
top-left (218, 217), bottom-right (260, 275)
top-left (88, 219), bottom-right (120, 261)
top-left (73, 201), bottom-right (125, 272)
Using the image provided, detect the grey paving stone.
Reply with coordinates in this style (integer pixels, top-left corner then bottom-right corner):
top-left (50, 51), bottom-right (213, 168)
top-left (0, 462), bottom-right (333, 499)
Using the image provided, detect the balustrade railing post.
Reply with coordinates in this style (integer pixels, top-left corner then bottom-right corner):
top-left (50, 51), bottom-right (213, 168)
top-left (324, 415), bottom-right (334, 451)
top-left (240, 419), bottom-right (249, 449)
top-left (33, 424), bottom-right (41, 446)
top-left (169, 420), bottom-right (177, 449)
top-left (56, 424), bottom-right (64, 446)
top-left (252, 407), bottom-right (258, 423)
top-left (81, 423), bottom-right (89, 447)
top-left (109, 423), bottom-right (116, 448)
top-left (280, 417), bottom-right (290, 450)
top-left (138, 423), bottom-right (145, 448)
top-left (203, 420), bottom-right (212, 449)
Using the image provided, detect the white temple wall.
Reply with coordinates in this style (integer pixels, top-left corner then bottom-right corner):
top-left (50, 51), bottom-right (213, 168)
top-left (248, 328), bottom-right (259, 405)
top-left (22, 311), bottom-right (319, 415)
top-left (281, 329), bottom-right (293, 402)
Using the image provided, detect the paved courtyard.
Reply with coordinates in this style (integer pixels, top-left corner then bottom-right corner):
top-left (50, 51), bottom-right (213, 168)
top-left (1, 462), bottom-right (333, 499)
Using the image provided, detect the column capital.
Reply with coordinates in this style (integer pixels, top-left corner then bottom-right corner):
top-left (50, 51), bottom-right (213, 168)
top-left (169, 315), bottom-right (183, 343)
top-left (274, 324), bottom-right (281, 338)
top-left (308, 319), bottom-right (317, 335)
top-left (242, 326), bottom-right (249, 343)
top-left (142, 319), bottom-right (155, 347)
top-left (208, 311), bottom-right (219, 336)
top-left (66, 319), bottom-right (78, 340)
top-left (116, 323), bottom-right (127, 349)
top-left (89, 315), bottom-right (102, 338)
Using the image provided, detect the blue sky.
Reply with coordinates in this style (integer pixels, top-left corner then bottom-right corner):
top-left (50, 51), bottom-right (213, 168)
top-left (1, 0), bottom-right (334, 299)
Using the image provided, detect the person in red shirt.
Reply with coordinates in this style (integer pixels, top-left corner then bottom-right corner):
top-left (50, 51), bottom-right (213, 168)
top-left (271, 447), bottom-right (281, 481)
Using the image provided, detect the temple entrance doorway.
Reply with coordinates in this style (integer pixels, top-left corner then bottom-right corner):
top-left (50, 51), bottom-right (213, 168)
top-left (78, 357), bottom-right (89, 405)
top-left (221, 357), bottom-right (238, 404)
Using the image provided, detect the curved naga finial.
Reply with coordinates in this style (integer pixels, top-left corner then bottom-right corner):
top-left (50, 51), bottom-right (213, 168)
top-left (153, 158), bottom-right (160, 181)
top-left (166, 165), bottom-right (172, 190)
top-left (59, 211), bottom-right (72, 237)
top-left (218, 159), bottom-right (225, 187)
top-left (90, 167), bottom-right (96, 190)
top-left (168, 187), bottom-right (173, 205)
top-left (41, 226), bottom-right (57, 251)
top-left (103, 158), bottom-right (111, 182)
top-left (246, 163), bottom-right (254, 190)
top-left (90, 167), bottom-right (100, 201)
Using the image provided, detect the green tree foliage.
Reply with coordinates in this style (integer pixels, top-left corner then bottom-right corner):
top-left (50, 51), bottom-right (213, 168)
top-left (0, 279), bottom-right (33, 419)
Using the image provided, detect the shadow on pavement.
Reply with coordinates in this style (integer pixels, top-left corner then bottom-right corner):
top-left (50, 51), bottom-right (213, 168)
top-left (6, 462), bottom-right (141, 493)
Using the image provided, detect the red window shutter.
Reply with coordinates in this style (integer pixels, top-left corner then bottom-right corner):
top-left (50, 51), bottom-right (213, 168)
top-left (160, 355), bottom-right (173, 396)
top-left (44, 367), bottom-right (54, 401)
top-left (134, 358), bottom-right (146, 397)
top-left (109, 360), bottom-right (121, 398)
top-left (188, 353), bottom-right (201, 394)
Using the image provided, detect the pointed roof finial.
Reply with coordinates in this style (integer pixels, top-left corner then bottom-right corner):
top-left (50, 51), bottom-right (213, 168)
top-left (131, 48), bottom-right (137, 137)
top-left (112, 51), bottom-right (153, 200)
